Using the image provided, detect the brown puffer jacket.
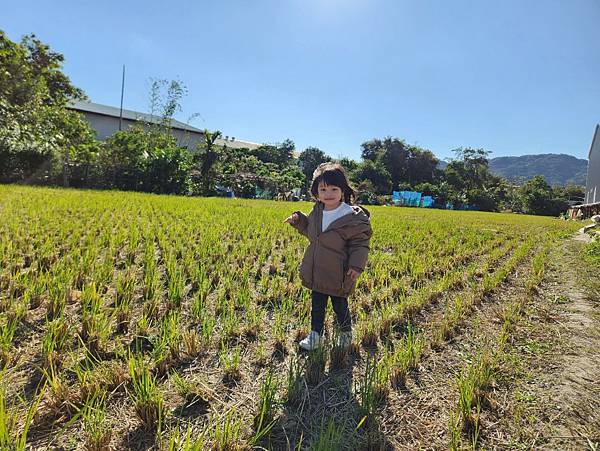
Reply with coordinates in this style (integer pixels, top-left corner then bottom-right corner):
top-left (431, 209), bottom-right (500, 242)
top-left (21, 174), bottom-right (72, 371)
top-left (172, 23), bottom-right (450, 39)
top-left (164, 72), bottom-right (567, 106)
top-left (290, 202), bottom-right (372, 298)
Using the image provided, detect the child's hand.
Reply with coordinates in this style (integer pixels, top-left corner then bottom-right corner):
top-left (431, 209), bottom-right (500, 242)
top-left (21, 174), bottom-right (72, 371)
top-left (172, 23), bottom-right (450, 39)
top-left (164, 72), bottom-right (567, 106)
top-left (284, 213), bottom-right (299, 225)
top-left (346, 268), bottom-right (361, 282)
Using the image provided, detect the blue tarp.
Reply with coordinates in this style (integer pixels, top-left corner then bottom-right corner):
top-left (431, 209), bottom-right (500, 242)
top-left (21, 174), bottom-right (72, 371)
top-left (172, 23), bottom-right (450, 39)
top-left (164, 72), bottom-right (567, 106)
top-left (392, 191), bottom-right (422, 207)
top-left (393, 191), bottom-right (435, 207)
top-left (421, 196), bottom-right (434, 208)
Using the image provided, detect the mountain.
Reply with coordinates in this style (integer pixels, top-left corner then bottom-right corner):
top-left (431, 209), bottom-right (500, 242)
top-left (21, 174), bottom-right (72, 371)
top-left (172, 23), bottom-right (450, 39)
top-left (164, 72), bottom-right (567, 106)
top-left (436, 154), bottom-right (587, 186)
top-left (488, 154), bottom-right (588, 186)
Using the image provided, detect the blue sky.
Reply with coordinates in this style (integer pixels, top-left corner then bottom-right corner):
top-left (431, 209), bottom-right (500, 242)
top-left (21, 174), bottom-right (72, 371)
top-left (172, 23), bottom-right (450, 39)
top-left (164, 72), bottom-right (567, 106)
top-left (4, 0), bottom-right (599, 160)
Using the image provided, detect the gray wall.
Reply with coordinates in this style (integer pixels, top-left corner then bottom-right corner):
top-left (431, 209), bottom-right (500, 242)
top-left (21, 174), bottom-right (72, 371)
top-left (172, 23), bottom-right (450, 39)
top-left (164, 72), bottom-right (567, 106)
top-left (81, 111), bottom-right (204, 150)
top-left (585, 125), bottom-right (600, 204)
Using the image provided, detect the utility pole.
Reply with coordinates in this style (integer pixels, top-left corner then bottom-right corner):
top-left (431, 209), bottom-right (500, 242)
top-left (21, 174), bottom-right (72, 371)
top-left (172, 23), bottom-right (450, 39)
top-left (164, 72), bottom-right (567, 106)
top-left (119, 65), bottom-right (125, 131)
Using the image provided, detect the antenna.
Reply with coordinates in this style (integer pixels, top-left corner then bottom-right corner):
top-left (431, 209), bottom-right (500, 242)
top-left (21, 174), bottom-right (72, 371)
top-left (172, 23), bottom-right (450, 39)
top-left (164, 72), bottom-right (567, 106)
top-left (119, 65), bottom-right (125, 131)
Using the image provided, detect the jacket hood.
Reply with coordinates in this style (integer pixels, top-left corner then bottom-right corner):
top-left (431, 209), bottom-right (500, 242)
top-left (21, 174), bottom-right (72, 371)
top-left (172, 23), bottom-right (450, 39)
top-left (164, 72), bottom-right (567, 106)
top-left (356, 205), bottom-right (371, 218)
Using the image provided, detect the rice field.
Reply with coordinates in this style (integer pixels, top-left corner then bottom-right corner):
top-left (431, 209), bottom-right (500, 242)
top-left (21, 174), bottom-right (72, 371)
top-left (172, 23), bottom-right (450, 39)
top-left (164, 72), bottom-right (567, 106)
top-left (0, 185), bottom-right (580, 450)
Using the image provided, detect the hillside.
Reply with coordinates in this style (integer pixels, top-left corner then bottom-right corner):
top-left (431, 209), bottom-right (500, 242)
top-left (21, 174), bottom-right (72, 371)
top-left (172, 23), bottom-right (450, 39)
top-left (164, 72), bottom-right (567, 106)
top-left (489, 153), bottom-right (588, 186)
top-left (437, 154), bottom-right (588, 186)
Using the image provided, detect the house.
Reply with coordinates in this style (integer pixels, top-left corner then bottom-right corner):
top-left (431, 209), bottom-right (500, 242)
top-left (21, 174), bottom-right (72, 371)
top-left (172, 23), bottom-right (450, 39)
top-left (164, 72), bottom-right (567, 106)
top-left (585, 124), bottom-right (600, 204)
top-left (67, 100), bottom-right (261, 151)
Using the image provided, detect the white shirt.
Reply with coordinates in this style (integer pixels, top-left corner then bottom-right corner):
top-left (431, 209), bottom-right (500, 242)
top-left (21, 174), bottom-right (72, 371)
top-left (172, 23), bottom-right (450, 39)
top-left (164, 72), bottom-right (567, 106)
top-left (322, 202), bottom-right (354, 231)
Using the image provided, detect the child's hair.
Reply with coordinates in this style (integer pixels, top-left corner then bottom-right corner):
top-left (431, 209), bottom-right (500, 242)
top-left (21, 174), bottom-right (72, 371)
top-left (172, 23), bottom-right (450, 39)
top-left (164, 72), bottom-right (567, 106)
top-left (310, 162), bottom-right (356, 204)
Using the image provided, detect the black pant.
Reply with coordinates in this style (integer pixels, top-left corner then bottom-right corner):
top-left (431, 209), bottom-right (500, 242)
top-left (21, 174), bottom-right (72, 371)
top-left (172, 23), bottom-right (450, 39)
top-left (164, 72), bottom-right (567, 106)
top-left (311, 290), bottom-right (352, 334)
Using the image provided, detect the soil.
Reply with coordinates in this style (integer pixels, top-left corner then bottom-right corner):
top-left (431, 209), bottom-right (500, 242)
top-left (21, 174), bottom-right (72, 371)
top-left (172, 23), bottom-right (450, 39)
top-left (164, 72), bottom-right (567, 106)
top-left (373, 235), bottom-right (600, 450)
top-left (504, 237), bottom-right (600, 449)
top-left (9, 233), bottom-right (599, 450)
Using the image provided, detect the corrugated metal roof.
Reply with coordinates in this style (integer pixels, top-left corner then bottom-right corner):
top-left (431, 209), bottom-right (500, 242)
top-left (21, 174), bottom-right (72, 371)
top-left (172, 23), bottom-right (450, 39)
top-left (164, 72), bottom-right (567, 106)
top-left (214, 137), bottom-right (261, 150)
top-left (68, 100), bottom-right (204, 133)
top-left (68, 100), bottom-right (262, 150)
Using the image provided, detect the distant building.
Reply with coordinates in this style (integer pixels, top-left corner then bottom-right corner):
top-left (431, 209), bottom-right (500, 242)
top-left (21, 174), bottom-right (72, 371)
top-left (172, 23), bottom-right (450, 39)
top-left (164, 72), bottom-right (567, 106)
top-left (67, 100), bottom-right (261, 151)
top-left (585, 124), bottom-right (600, 204)
top-left (569, 124), bottom-right (600, 218)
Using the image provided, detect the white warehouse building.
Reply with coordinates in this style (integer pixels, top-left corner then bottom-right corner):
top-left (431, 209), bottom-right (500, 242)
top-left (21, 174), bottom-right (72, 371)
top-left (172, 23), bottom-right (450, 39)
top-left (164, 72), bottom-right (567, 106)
top-left (585, 124), bottom-right (600, 205)
top-left (67, 100), bottom-right (260, 151)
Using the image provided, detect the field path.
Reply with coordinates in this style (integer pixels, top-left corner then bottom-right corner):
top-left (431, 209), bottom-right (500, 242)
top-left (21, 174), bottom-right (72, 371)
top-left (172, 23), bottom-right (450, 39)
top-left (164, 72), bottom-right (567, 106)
top-left (473, 236), bottom-right (600, 450)
top-left (376, 235), bottom-right (600, 450)
top-left (524, 237), bottom-right (600, 449)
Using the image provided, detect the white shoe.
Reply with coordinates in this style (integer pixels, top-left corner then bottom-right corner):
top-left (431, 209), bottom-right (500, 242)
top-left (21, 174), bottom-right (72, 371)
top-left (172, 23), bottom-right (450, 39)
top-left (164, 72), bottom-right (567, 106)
top-left (299, 331), bottom-right (322, 351)
top-left (337, 331), bottom-right (353, 348)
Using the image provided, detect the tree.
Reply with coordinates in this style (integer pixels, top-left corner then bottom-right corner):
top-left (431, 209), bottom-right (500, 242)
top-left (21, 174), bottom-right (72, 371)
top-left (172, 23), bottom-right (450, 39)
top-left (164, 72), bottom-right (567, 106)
top-left (216, 144), bottom-right (304, 199)
top-left (443, 147), bottom-right (504, 211)
top-left (298, 147), bottom-right (331, 190)
top-left (100, 126), bottom-right (192, 194)
top-left (0, 32), bottom-right (84, 106)
top-left (360, 138), bottom-right (408, 188)
top-left (405, 146), bottom-right (439, 185)
top-left (98, 77), bottom-right (196, 194)
top-left (193, 129), bottom-right (223, 195)
top-left (0, 30), bottom-right (96, 184)
top-left (360, 139), bottom-right (382, 162)
top-left (54, 109), bottom-right (102, 187)
top-left (264, 163), bottom-right (304, 196)
top-left (444, 148), bottom-right (491, 191)
top-left (251, 139), bottom-right (295, 166)
top-left (519, 175), bottom-right (568, 216)
top-left (351, 159), bottom-right (391, 194)
top-left (147, 78), bottom-right (188, 129)
top-left (359, 137), bottom-right (439, 190)
top-left (554, 184), bottom-right (585, 203)
top-left (379, 138), bottom-right (409, 188)
top-left (217, 148), bottom-right (262, 197)
top-left (142, 144), bottom-right (192, 194)
top-left (337, 157), bottom-right (359, 174)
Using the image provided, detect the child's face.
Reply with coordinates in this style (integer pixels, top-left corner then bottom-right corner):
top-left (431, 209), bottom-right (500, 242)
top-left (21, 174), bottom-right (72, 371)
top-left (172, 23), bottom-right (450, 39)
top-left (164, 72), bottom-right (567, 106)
top-left (318, 182), bottom-right (343, 210)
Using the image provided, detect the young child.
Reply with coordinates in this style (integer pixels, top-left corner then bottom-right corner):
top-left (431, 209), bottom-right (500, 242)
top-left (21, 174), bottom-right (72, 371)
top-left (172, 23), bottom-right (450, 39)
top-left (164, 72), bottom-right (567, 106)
top-left (285, 162), bottom-right (372, 350)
